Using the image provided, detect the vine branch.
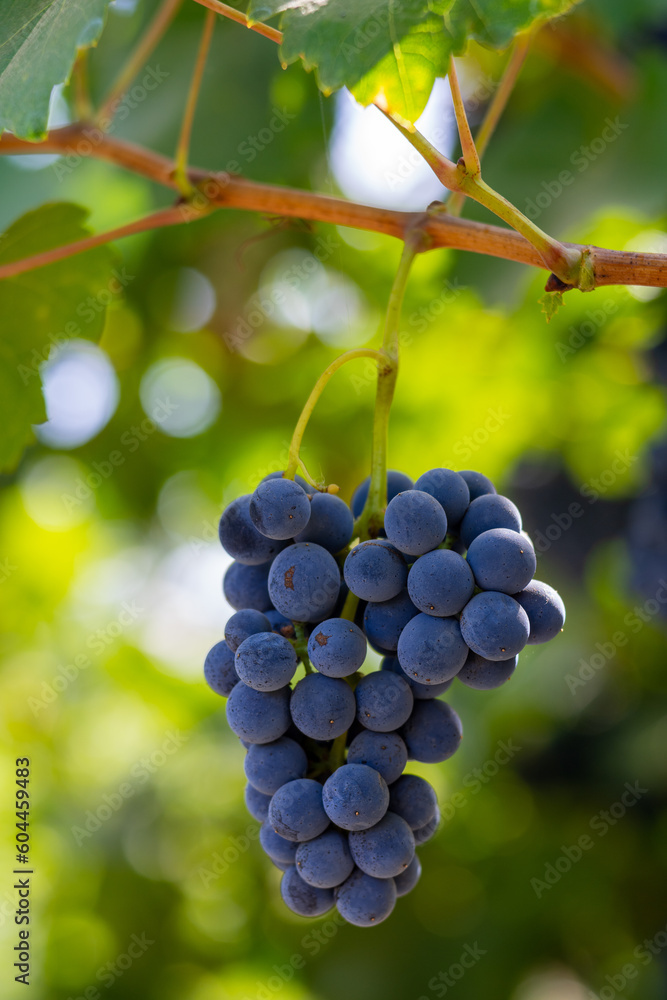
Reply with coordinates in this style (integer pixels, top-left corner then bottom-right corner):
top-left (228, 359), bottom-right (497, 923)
top-left (192, 0), bottom-right (283, 44)
top-left (0, 125), bottom-right (666, 290)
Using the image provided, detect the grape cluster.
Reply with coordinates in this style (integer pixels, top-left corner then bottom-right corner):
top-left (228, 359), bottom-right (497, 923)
top-left (205, 467), bottom-right (565, 926)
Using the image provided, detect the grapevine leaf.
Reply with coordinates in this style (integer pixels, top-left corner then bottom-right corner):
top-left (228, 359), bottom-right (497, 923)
top-left (247, 0), bottom-right (581, 121)
top-left (0, 203), bottom-right (116, 471)
top-left (0, 0), bottom-right (109, 140)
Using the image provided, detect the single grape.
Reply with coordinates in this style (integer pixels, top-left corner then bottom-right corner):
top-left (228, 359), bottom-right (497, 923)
top-left (260, 821), bottom-right (299, 865)
top-left (407, 549), bottom-right (475, 617)
top-left (265, 607), bottom-right (295, 637)
top-left (225, 682), bottom-right (291, 744)
top-left (381, 656), bottom-right (453, 700)
top-left (335, 869), bottom-right (396, 927)
top-left (460, 590), bottom-right (530, 660)
top-left (290, 673), bottom-right (356, 740)
top-left (384, 490), bottom-right (447, 557)
top-left (388, 774), bottom-right (437, 829)
top-left (460, 494), bottom-right (522, 549)
top-left (224, 609), bottom-right (272, 652)
top-left (344, 539), bottom-right (408, 602)
top-left (249, 477), bottom-right (311, 540)
top-left (458, 470), bottom-right (496, 502)
top-left (354, 670), bottom-right (414, 732)
top-left (397, 614), bottom-right (468, 685)
top-left (307, 618), bottom-right (367, 678)
top-left (513, 579), bottom-right (566, 643)
top-left (244, 736), bottom-right (308, 795)
top-left (234, 632), bottom-right (298, 692)
top-left (295, 492), bottom-right (354, 553)
top-left (351, 470), bottom-right (414, 518)
top-left (413, 808), bottom-right (440, 845)
top-left (268, 778), bottom-right (330, 841)
top-left (394, 854), bottom-right (422, 896)
top-left (218, 495), bottom-right (286, 564)
top-left (281, 866), bottom-right (334, 917)
top-left (363, 589), bottom-right (419, 654)
top-left (414, 468), bottom-right (470, 527)
top-left (322, 763), bottom-right (389, 831)
top-left (347, 730), bottom-right (408, 785)
top-left (401, 700), bottom-right (462, 763)
top-left (245, 783), bottom-right (272, 822)
top-left (204, 640), bottom-right (239, 697)
top-left (348, 811), bottom-right (415, 878)
top-left (295, 828), bottom-right (355, 888)
top-left (457, 650), bottom-right (517, 689)
top-left (268, 542), bottom-right (341, 623)
top-left (466, 528), bottom-right (536, 594)
top-left (223, 561), bottom-right (272, 612)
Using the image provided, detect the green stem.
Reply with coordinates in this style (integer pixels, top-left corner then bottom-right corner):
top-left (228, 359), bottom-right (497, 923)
top-left (284, 349), bottom-right (384, 480)
top-left (291, 622), bottom-right (312, 674)
top-left (329, 732), bottom-right (347, 772)
top-left (339, 589), bottom-right (360, 623)
top-left (173, 9), bottom-right (216, 197)
top-left (356, 242), bottom-right (419, 539)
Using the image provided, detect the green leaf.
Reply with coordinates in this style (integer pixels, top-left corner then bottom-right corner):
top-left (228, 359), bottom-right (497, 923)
top-left (0, 203), bottom-right (116, 471)
top-left (0, 0), bottom-right (109, 140)
top-left (247, 0), bottom-right (581, 121)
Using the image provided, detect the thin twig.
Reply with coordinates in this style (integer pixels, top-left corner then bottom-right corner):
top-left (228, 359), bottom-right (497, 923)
top-left (448, 55), bottom-right (481, 176)
top-left (192, 0), bottom-right (282, 44)
top-left (174, 9), bottom-right (216, 195)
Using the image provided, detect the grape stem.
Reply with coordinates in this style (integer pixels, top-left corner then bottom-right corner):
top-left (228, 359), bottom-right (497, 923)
top-left (284, 349), bottom-right (385, 482)
top-left (173, 9), bottom-right (216, 197)
top-left (291, 622), bottom-right (312, 674)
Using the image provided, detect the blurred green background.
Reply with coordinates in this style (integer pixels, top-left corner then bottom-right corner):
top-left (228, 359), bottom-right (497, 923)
top-left (2, 1), bottom-right (667, 998)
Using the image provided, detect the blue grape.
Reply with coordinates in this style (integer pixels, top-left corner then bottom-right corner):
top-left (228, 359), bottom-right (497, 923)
top-left (513, 580), bottom-right (566, 643)
top-left (394, 854), bottom-right (422, 896)
top-left (460, 590), bottom-right (530, 660)
top-left (245, 783), bottom-right (272, 822)
top-left (262, 470), bottom-right (310, 491)
top-left (295, 828), bottom-right (354, 888)
top-left (347, 730), bottom-right (407, 785)
top-left (413, 808), bottom-right (440, 845)
top-left (388, 774), bottom-right (437, 829)
top-left (407, 549), bottom-right (474, 617)
top-left (244, 736), bottom-right (308, 794)
top-left (260, 822), bottom-right (299, 865)
top-left (295, 492), bottom-right (354, 553)
top-left (322, 763), bottom-right (389, 831)
top-left (457, 650), bottom-right (517, 689)
top-left (218, 495), bottom-right (286, 564)
top-left (458, 470), bottom-right (496, 502)
top-left (281, 866), bottom-right (334, 917)
top-left (381, 656), bottom-right (453, 700)
top-left (401, 700), bottom-right (462, 763)
top-left (354, 670), bottom-right (414, 732)
top-left (204, 640), bottom-right (239, 696)
top-left (268, 542), bottom-right (341, 623)
top-left (466, 528), bottom-right (536, 594)
top-left (397, 614), bottom-right (468, 685)
top-left (307, 618), bottom-right (367, 678)
top-left (268, 778), bottom-right (330, 841)
top-left (348, 811), bottom-right (415, 878)
top-left (234, 632), bottom-right (298, 691)
top-left (224, 609), bottom-right (272, 652)
top-left (344, 539), bottom-right (408, 602)
top-left (363, 589), bottom-right (419, 654)
top-left (335, 869), bottom-right (396, 927)
top-left (223, 561), bottom-right (272, 612)
top-left (351, 470), bottom-right (414, 518)
top-left (414, 468), bottom-right (470, 527)
top-left (290, 673), bottom-right (356, 740)
top-left (460, 494), bottom-right (522, 549)
top-left (265, 608), bottom-right (295, 637)
top-left (384, 490), bottom-right (447, 557)
top-left (249, 478), bottom-right (311, 539)
top-left (225, 682), bottom-right (291, 744)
